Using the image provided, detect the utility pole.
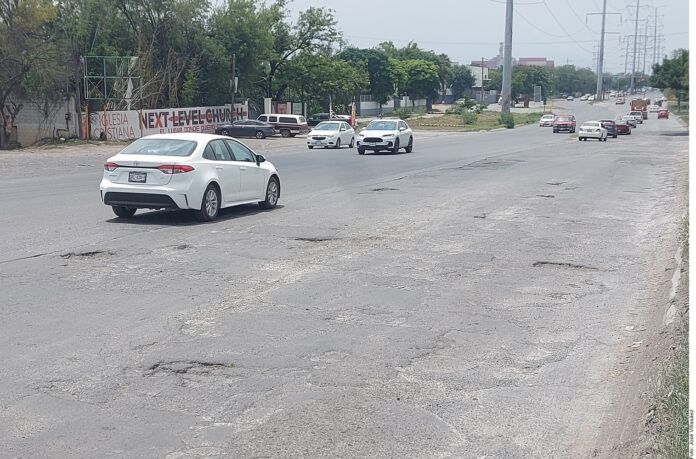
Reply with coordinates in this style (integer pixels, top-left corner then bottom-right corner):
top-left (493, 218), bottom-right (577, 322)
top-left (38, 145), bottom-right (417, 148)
top-left (481, 57), bottom-right (485, 103)
top-left (230, 53), bottom-right (236, 120)
top-left (630, 0), bottom-right (640, 94)
top-left (642, 20), bottom-right (649, 75)
top-left (652, 8), bottom-right (658, 70)
top-left (595, 0), bottom-right (607, 100)
top-left (501, 0), bottom-right (513, 115)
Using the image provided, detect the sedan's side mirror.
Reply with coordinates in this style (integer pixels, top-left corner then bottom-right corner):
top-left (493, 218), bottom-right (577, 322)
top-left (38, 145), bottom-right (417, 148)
top-left (399, 127), bottom-right (406, 132)
top-left (256, 154), bottom-right (266, 164)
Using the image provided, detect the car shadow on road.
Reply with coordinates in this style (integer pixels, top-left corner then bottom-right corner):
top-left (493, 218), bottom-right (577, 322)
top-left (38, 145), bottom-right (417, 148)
top-left (362, 150), bottom-right (415, 156)
top-left (105, 204), bottom-right (285, 226)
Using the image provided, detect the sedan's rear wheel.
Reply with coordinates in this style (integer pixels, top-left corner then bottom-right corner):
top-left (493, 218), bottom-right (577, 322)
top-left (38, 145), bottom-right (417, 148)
top-left (259, 176), bottom-right (280, 209)
top-left (349, 137), bottom-right (355, 148)
top-left (112, 206), bottom-right (136, 218)
top-left (255, 130), bottom-right (265, 139)
top-left (195, 185), bottom-right (220, 222)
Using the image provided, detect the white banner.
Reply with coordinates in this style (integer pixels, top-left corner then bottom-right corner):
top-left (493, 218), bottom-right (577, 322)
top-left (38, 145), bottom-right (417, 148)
top-left (90, 103), bottom-right (249, 141)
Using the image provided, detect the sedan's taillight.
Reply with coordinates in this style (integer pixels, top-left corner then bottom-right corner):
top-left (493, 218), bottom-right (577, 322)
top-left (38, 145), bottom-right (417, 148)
top-left (158, 164), bottom-right (195, 174)
top-left (104, 162), bottom-right (120, 171)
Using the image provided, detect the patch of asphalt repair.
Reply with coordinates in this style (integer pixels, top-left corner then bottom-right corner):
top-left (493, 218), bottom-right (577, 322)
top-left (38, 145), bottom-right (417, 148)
top-left (144, 360), bottom-right (235, 376)
top-left (60, 250), bottom-right (114, 259)
top-left (533, 261), bottom-right (599, 271)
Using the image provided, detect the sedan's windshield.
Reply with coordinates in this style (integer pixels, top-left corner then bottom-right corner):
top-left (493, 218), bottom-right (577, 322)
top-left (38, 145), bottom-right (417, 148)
top-left (120, 139), bottom-right (197, 156)
top-left (315, 122), bottom-right (341, 131)
top-left (366, 121), bottom-right (397, 130)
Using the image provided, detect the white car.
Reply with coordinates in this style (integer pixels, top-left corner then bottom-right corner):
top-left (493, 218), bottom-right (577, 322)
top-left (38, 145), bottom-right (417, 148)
top-left (539, 114), bottom-right (555, 127)
top-left (356, 119), bottom-right (413, 155)
top-left (648, 104), bottom-right (660, 112)
top-left (578, 121), bottom-right (608, 141)
top-left (588, 95), bottom-right (595, 101)
top-left (580, 95), bottom-right (588, 101)
top-left (566, 95), bottom-right (574, 101)
top-left (100, 133), bottom-right (280, 221)
top-left (307, 121), bottom-right (355, 149)
top-left (621, 114), bottom-right (638, 127)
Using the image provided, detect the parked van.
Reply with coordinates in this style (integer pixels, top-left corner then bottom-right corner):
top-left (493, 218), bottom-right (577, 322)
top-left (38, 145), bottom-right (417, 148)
top-left (257, 114), bottom-right (309, 137)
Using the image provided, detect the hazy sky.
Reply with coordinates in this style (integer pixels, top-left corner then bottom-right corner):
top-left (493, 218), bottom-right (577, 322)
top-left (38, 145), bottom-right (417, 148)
top-left (286, 0), bottom-right (689, 73)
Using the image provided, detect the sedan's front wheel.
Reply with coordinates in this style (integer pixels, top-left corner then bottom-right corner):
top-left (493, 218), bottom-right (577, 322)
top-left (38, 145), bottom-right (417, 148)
top-left (112, 206), bottom-right (136, 218)
top-left (259, 176), bottom-right (280, 209)
top-left (255, 130), bottom-right (265, 139)
top-left (405, 137), bottom-right (413, 153)
top-left (392, 138), bottom-right (400, 154)
top-left (195, 185), bottom-right (220, 222)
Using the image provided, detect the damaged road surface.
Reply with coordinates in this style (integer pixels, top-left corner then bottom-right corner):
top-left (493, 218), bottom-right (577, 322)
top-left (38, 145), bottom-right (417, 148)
top-left (0, 102), bottom-right (688, 458)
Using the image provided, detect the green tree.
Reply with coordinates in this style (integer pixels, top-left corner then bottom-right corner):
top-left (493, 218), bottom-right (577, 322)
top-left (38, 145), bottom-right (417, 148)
top-left (651, 49), bottom-right (689, 109)
top-left (399, 59), bottom-right (440, 107)
top-left (553, 65), bottom-right (595, 95)
top-left (338, 48), bottom-right (395, 108)
top-left (278, 53), bottom-right (368, 114)
top-left (511, 65), bottom-right (553, 99)
top-left (257, 1), bottom-right (340, 100)
top-left (0, 0), bottom-right (64, 148)
top-left (450, 64), bottom-right (476, 100)
top-left (180, 57), bottom-right (201, 107)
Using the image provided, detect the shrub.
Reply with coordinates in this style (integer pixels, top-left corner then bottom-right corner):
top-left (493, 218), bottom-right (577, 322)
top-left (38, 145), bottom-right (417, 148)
top-left (462, 112), bottom-right (478, 125)
top-left (393, 108), bottom-right (412, 119)
top-left (499, 113), bottom-right (515, 129)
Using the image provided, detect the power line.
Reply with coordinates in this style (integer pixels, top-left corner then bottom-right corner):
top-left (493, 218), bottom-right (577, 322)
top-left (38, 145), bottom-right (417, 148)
top-left (541, 0), bottom-right (594, 54)
top-left (514, 8), bottom-right (568, 38)
top-left (565, 0), bottom-right (596, 33)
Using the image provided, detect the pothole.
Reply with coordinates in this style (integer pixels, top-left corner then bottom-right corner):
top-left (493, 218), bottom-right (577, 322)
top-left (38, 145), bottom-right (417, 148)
top-left (144, 360), bottom-right (234, 376)
top-left (533, 261), bottom-right (598, 271)
top-left (371, 187), bottom-right (400, 192)
top-left (547, 181), bottom-right (566, 186)
top-left (294, 237), bottom-right (340, 242)
top-left (60, 250), bottom-right (114, 259)
top-left (536, 194), bottom-right (555, 198)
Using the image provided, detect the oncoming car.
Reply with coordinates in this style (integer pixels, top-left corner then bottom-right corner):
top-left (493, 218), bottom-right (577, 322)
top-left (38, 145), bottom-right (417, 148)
top-left (356, 119), bottom-right (413, 155)
top-left (100, 133), bottom-right (280, 221)
top-left (307, 121), bottom-right (355, 149)
top-left (553, 115), bottom-right (576, 133)
top-left (578, 121), bottom-right (608, 142)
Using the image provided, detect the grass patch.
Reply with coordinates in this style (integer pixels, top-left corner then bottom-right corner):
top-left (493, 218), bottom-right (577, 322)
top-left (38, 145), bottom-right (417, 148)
top-left (652, 213), bottom-right (689, 458)
top-left (409, 111), bottom-right (544, 131)
top-left (653, 340), bottom-right (689, 458)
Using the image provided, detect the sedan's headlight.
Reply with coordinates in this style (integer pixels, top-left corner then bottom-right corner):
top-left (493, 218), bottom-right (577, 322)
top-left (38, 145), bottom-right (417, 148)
top-left (383, 133), bottom-right (395, 137)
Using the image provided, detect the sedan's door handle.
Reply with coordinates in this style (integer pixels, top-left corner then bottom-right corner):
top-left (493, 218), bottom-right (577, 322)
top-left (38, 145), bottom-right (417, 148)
top-left (215, 166), bottom-right (223, 170)
top-left (240, 166), bottom-right (248, 171)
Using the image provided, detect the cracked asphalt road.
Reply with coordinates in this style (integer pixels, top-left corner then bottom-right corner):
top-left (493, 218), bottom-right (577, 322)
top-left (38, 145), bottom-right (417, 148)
top-left (0, 96), bottom-right (688, 458)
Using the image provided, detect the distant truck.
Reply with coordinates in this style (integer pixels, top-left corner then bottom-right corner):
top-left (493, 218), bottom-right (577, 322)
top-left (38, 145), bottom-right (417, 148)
top-left (630, 99), bottom-right (649, 119)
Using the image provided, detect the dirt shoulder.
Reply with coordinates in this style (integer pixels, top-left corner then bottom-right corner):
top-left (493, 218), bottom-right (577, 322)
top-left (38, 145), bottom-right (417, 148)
top-left (585, 150), bottom-right (689, 458)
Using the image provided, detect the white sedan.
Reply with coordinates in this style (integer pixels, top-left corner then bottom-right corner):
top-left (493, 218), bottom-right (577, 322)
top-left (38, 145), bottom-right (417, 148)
top-left (307, 121), bottom-right (355, 149)
top-left (578, 121), bottom-right (608, 141)
top-left (648, 104), bottom-right (660, 112)
top-left (356, 119), bottom-right (413, 155)
top-left (100, 133), bottom-right (280, 221)
top-left (539, 114), bottom-right (555, 127)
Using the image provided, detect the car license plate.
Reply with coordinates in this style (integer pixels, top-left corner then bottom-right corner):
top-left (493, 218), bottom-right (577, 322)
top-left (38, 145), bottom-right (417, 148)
top-left (128, 171), bottom-right (147, 183)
